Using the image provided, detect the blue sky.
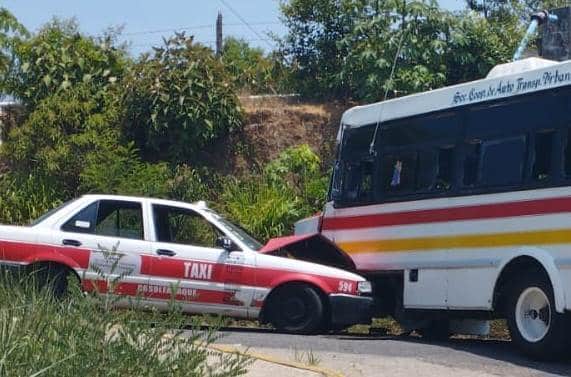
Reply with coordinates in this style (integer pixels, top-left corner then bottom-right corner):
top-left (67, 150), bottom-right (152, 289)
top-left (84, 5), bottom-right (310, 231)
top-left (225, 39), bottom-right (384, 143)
top-left (3, 0), bottom-right (466, 55)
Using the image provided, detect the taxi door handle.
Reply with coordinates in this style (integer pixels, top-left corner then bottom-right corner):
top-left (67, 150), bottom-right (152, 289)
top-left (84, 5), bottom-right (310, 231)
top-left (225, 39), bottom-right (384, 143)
top-left (156, 249), bottom-right (176, 257)
top-left (62, 239), bottom-right (82, 247)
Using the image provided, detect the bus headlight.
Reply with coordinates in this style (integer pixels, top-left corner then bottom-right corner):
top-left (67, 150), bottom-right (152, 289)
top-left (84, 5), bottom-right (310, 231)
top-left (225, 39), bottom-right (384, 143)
top-left (357, 281), bottom-right (372, 294)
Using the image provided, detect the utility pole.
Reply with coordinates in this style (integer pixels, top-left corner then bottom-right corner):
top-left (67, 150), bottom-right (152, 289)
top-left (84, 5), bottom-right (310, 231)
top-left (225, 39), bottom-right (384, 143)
top-left (216, 11), bottom-right (223, 57)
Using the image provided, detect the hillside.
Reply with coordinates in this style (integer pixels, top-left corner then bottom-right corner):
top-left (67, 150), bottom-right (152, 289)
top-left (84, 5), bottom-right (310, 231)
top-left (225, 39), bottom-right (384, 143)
top-left (198, 97), bottom-right (348, 174)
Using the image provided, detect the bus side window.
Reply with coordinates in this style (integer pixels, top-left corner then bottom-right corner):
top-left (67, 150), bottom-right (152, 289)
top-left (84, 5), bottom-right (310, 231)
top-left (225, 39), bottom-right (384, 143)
top-left (435, 146), bottom-right (454, 190)
top-left (481, 136), bottom-right (527, 187)
top-left (532, 130), bottom-right (555, 182)
top-left (341, 160), bottom-right (374, 204)
top-left (463, 141), bottom-right (481, 186)
top-left (564, 128), bottom-right (571, 178)
top-left (381, 151), bottom-right (417, 194)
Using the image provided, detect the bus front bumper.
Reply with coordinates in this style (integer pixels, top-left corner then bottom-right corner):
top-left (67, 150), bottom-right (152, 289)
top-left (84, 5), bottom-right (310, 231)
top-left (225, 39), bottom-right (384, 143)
top-left (329, 294), bottom-right (373, 326)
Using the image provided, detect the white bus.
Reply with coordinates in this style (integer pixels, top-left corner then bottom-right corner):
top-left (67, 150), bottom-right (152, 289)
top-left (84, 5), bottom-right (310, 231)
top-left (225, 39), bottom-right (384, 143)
top-left (294, 57), bottom-right (571, 359)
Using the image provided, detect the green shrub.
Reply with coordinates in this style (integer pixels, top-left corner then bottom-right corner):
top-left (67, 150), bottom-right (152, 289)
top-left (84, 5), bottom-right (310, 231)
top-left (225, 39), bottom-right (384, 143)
top-left (122, 33), bottom-right (243, 164)
top-left (218, 145), bottom-right (329, 242)
top-left (166, 165), bottom-right (217, 203)
top-left (221, 37), bottom-right (288, 95)
top-left (8, 18), bottom-right (127, 108)
top-left (0, 173), bottom-right (62, 225)
top-left (1, 83), bottom-right (123, 199)
top-left (0, 268), bottom-right (249, 376)
top-left (220, 177), bottom-right (301, 242)
top-left (264, 144), bottom-right (328, 213)
top-left (80, 141), bottom-right (172, 198)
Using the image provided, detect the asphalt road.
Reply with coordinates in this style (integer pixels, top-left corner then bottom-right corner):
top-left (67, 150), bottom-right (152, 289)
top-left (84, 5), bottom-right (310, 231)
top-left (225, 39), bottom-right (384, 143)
top-left (212, 328), bottom-right (571, 377)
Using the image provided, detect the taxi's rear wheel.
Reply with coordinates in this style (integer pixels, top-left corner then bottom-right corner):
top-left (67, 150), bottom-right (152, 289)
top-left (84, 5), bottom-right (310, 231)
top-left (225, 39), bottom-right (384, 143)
top-left (30, 263), bottom-right (77, 299)
top-left (267, 283), bottom-right (325, 334)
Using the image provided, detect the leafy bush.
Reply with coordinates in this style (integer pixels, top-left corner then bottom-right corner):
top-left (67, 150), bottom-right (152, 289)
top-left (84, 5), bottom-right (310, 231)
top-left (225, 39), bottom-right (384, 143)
top-left (166, 165), bottom-right (217, 203)
top-left (279, 0), bottom-right (521, 101)
top-left (0, 83), bottom-right (123, 198)
top-left (0, 7), bottom-right (28, 91)
top-left (222, 37), bottom-right (288, 95)
top-left (0, 272), bottom-right (249, 376)
top-left (122, 33), bottom-right (243, 163)
top-left (265, 144), bottom-right (328, 212)
top-left (0, 173), bottom-right (62, 225)
top-left (80, 141), bottom-right (172, 197)
top-left (220, 177), bottom-right (301, 242)
top-left (8, 18), bottom-right (127, 107)
top-left (220, 145), bottom-right (328, 242)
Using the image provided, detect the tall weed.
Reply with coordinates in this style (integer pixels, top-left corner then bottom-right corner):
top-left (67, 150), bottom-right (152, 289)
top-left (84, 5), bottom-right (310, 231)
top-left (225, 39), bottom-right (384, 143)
top-left (0, 270), bottom-right (249, 377)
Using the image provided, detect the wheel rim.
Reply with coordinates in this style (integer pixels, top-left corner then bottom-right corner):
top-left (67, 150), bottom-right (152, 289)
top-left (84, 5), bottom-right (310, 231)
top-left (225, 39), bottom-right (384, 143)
top-left (515, 287), bottom-right (551, 343)
top-left (282, 297), bottom-right (308, 325)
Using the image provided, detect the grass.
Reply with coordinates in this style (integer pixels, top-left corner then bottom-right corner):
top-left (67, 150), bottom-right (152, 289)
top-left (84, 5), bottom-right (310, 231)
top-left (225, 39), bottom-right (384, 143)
top-left (347, 317), bottom-right (511, 341)
top-left (292, 348), bottom-right (321, 366)
top-left (0, 270), bottom-right (250, 377)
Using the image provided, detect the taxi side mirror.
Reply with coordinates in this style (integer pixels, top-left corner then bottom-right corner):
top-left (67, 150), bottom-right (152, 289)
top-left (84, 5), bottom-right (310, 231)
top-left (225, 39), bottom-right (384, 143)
top-left (216, 236), bottom-right (235, 252)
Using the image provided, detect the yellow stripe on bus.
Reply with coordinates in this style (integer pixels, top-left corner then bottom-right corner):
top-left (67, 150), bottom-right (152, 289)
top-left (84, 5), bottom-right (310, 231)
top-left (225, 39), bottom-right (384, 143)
top-left (338, 228), bottom-right (571, 254)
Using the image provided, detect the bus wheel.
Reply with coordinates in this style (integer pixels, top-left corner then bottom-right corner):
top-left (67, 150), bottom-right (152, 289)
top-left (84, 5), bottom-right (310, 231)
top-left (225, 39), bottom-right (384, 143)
top-left (267, 283), bottom-right (324, 334)
top-left (506, 271), bottom-right (570, 360)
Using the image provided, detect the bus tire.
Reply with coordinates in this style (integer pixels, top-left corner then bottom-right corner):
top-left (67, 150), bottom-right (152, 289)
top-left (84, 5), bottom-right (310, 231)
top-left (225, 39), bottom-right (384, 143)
top-left (506, 271), bottom-right (570, 360)
top-left (267, 283), bottom-right (324, 334)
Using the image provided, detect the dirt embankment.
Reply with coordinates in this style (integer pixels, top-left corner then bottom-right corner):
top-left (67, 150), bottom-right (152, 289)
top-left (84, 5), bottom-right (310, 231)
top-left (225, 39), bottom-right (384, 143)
top-left (198, 97), bottom-right (348, 175)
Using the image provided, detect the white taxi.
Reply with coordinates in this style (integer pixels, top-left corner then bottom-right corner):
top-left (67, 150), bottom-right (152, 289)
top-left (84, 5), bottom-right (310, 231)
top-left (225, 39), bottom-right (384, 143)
top-left (0, 195), bottom-right (372, 334)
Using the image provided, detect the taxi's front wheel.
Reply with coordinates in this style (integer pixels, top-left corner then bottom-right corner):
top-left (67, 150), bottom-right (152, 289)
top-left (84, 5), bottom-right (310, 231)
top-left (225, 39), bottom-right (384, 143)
top-left (267, 283), bottom-right (325, 334)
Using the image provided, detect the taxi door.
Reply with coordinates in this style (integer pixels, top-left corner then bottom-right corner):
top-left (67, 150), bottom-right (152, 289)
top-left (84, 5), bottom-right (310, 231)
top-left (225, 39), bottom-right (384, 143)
top-left (145, 203), bottom-right (254, 317)
top-left (55, 198), bottom-right (154, 302)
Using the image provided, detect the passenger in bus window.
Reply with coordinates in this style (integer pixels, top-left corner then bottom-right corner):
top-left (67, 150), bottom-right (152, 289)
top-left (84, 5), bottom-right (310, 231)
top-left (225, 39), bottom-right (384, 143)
top-left (382, 152), bottom-right (417, 194)
top-left (391, 160), bottom-right (402, 187)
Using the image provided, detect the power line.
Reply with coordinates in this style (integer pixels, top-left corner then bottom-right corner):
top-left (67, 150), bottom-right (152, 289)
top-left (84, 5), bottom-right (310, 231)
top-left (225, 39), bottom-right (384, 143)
top-left (218, 0), bottom-right (275, 49)
top-left (123, 21), bottom-right (280, 37)
top-left (129, 37), bottom-right (273, 49)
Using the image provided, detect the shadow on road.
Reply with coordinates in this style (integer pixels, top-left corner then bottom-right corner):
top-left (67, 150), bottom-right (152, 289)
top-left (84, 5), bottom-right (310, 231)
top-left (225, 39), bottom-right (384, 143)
top-left (333, 332), bottom-right (571, 376)
top-left (214, 326), bottom-right (571, 376)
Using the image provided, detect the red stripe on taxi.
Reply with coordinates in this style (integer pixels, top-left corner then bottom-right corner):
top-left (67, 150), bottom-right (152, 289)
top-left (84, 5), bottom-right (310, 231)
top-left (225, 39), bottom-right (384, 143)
top-left (1, 240), bottom-right (90, 269)
top-left (82, 280), bottom-right (248, 306)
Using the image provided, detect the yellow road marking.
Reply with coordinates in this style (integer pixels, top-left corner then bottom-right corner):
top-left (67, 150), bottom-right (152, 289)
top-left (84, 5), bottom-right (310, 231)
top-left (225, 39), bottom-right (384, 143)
top-left (339, 228), bottom-right (571, 254)
top-left (209, 343), bottom-right (345, 377)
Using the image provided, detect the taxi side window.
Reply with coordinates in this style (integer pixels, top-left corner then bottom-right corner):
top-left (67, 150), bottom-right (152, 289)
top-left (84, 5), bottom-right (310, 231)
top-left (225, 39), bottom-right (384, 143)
top-left (61, 200), bottom-right (144, 240)
top-left (153, 205), bottom-right (220, 248)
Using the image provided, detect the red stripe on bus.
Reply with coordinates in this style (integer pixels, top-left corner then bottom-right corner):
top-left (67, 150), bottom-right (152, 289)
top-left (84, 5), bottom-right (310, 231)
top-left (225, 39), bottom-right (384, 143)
top-left (321, 196), bottom-right (571, 230)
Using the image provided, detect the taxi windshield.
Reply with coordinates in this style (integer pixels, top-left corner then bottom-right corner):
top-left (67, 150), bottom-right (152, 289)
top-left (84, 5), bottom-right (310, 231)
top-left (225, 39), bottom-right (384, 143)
top-left (213, 216), bottom-right (264, 251)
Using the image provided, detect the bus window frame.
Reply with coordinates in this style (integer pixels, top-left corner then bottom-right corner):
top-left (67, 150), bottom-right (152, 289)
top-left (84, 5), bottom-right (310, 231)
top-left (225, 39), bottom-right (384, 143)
top-left (331, 87), bottom-right (571, 208)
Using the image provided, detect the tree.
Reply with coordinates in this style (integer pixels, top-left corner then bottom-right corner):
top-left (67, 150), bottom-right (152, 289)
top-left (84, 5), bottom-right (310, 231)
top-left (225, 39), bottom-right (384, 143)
top-left (0, 83), bottom-right (123, 198)
top-left (279, 0), bottom-right (522, 101)
top-left (466, 0), bottom-right (568, 21)
top-left (8, 18), bottom-right (128, 107)
top-left (0, 7), bottom-right (28, 92)
top-left (279, 0), bottom-right (356, 99)
top-left (122, 33), bottom-right (243, 164)
top-left (222, 37), bottom-right (285, 94)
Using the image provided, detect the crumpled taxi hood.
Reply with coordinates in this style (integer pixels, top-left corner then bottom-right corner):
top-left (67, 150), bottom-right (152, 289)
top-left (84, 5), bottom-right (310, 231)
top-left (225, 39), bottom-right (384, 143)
top-left (259, 233), bottom-right (356, 271)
